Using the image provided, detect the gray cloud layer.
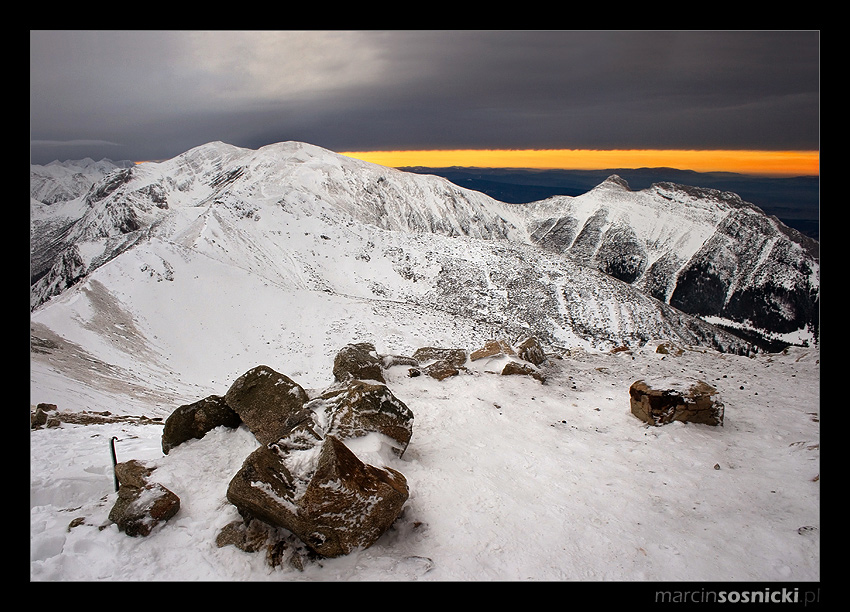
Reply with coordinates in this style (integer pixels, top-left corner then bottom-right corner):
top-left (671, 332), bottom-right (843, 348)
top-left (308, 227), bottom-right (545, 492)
top-left (30, 30), bottom-right (820, 164)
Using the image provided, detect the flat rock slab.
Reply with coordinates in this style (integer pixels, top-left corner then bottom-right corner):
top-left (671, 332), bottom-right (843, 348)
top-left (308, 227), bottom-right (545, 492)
top-left (629, 378), bottom-right (724, 426)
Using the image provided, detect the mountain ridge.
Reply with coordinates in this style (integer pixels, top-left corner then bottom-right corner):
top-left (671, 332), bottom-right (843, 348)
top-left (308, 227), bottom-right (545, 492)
top-left (30, 141), bottom-right (819, 365)
top-left (401, 165), bottom-right (820, 240)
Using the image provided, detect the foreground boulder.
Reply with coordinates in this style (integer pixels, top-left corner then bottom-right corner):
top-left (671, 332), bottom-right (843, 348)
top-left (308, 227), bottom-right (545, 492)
top-left (224, 365), bottom-right (311, 445)
top-left (161, 394), bottom-right (241, 454)
top-left (108, 460), bottom-right (180, 537)
top-left (629, 378), bottom-right (725, 426)
top-left (220, 356), bottom-right (414, 559)
top-left (227, 435), bottom-right (408, 558)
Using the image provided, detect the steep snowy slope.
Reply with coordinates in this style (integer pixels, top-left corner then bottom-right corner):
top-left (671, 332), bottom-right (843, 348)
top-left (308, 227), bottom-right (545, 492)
top-left (518, 176), bottom-right (819, 344)
top-left (30, 142), bottom-right (524, 309)
top-left (31, 190), bottom-right (756, 419)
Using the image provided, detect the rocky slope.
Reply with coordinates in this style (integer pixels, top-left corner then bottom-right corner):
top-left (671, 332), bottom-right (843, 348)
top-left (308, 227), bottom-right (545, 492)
top-left (518, 176), bottom-right (819, 343)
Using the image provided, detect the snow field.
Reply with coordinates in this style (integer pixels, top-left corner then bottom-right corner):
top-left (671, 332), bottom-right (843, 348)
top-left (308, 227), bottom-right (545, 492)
top-left (31, 342), bottom-right (819, 581)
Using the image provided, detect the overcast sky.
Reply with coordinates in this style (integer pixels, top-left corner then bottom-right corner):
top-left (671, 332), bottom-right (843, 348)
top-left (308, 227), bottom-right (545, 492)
top-left (30, 30), bottom-right (820, 165)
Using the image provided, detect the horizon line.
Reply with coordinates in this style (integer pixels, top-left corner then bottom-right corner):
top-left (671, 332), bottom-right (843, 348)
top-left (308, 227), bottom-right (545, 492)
top-left (338, 149), bottom-right (820, 177)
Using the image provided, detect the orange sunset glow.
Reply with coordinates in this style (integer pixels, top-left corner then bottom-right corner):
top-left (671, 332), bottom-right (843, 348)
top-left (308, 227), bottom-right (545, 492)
top-left (340, 149), bottom-right (819, 177)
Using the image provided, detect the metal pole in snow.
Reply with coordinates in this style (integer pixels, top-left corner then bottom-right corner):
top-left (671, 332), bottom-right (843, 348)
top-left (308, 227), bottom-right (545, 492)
top-left (110, 437), bottom-right (119, 492)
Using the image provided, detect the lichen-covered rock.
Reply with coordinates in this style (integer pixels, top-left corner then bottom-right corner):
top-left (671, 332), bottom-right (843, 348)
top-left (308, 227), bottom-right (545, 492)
top-left (629, 378), bottom-right (724, 426)
top-left (161, 394), bottom-right (241, 454)
top-left (224, 365), bottom-right (311, 445)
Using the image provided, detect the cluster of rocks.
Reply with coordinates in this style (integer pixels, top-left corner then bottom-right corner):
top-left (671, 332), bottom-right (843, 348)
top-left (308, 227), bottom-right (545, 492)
top-left (31, 403), bottom-right (163, 429)
top-left (406, 337), bottom-right (548, 382)
top-left (156, 342), bottom-right (416, 562)
top-left (107, 338), bottom-right (550, 564)
top-left (37, 335), bottom-right (727, 568)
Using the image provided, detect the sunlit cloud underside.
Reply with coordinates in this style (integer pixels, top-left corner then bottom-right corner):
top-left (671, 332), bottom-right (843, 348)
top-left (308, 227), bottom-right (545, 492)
top-left (340, 149), bottom-right (819, 177)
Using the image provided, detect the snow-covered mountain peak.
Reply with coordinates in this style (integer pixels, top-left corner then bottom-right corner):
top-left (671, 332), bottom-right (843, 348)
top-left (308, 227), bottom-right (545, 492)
top-left (31, 140), bottom-right (819, 350)
top-left (591, 173), bottom-right (633, 191)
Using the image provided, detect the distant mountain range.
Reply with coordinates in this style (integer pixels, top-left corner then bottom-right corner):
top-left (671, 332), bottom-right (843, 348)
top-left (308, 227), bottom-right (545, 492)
top-left (30, 141), bottom-right (819, 409)
top-left (402, 166), bottom-right (820, 241)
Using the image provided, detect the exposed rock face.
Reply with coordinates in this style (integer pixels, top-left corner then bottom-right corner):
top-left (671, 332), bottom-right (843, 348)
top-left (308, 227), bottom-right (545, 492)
top-left (108, 460), bottom-right (180, 537)
top-left (668, 207), bottom-right (819, 338)
top-left (224, 365), bottom-right (311, 445)
top-left (629, 379), bottom-right (724, 426)
top-left (161, 394), bottom-right (241, 454)
top-left (226, 435), bottom-right (408, 558)
top-left (333, 342), bottom-right (385, 383)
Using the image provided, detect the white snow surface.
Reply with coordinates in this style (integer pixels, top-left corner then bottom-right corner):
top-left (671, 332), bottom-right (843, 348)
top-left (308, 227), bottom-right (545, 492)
top-left (30, 143), bottom-right (820, 582)
top-left (30, 340), bottom-right (820, 582)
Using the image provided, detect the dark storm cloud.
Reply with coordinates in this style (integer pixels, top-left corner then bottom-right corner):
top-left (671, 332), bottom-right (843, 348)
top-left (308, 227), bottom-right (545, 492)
top-left (30, 30), bottom-right (819, 164)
